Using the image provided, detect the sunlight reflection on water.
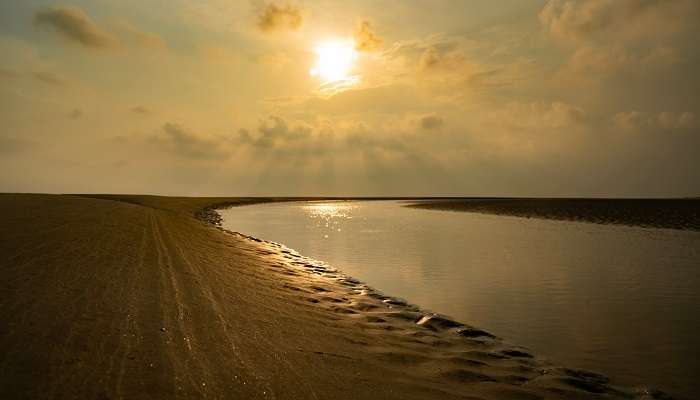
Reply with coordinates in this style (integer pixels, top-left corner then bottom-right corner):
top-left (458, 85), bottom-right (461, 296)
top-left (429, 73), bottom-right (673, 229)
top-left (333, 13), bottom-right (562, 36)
top-left (302, 202), bottom-right (355, 233)
top-left (220, 200), bottom-right (700, 398)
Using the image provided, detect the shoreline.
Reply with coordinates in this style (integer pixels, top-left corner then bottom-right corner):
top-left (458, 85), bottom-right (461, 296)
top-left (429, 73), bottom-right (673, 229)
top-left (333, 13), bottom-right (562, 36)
top-left (407, 198), bottom-right (700, 231)
top-left (0, 194), bottom-right (675, 399)
top-left (207, 201), bottom-right (676, 399)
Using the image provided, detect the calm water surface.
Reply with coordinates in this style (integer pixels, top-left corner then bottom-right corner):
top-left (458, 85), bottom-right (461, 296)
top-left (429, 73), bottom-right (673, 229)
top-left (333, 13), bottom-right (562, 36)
top-left (220, 200), bottom-right (700, 397)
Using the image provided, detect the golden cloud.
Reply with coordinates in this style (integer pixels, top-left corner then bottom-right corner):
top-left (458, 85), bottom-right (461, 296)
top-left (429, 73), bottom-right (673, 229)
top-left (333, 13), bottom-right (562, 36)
top-left (257, 3), bottom-right (303, 33)
top-left (34, 6), bottom-right (119, 49)
top-left (353, 19), bottom-right (383, 52)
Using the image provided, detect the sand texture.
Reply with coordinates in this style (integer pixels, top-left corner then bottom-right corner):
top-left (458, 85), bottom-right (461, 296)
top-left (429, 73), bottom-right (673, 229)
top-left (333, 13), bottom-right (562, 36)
top-left (0, 194), bottom-right (672, 399)
top-left (408, 198), bottom-right (700, 231)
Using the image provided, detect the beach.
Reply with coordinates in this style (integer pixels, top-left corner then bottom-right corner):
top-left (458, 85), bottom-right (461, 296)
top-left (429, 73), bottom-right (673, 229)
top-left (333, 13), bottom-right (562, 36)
top-left (0, 194), bottom-right (671, 399)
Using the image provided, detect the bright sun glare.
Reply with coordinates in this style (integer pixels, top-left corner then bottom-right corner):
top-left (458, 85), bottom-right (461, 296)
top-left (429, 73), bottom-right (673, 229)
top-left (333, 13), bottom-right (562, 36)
top-left (310, 40), bottom-right (357, 83)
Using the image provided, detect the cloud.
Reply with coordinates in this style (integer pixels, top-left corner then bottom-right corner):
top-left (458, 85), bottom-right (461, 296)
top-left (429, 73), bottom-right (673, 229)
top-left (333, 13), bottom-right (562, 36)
top-left (414, 46), bottom-right (517, 91)
top-left (353, 19), bottom-right (383, 52)
top-left (539, 0), bottom-right (699, 43)
top-left (386, 34), bottom-right (457, 60)
top-left (418, 47), bottom-right (440, 70)
top-left (418, 114), bottom-right (444, 130)
top-left (2, 63), bottom-right (70, 87)
top-left (658, 111), bottom-right (695, 130)
top-left (370, 33), bottom-right (536, 97)
top-left (69, 109), bottom-right (82, 119)
top-left (417, 47), bottom-right (474, 74)
top-left (230, 115), bottom-right (440, 178)
top-left (154, 123), bottom-right (230, 160)
top-left (613, 110), bottom-right (696, 133)
top-left (34, 6), bottom-right (119, 49)
top-left (567, 45), bottom-right (633, 74)
top-left (485, 101), bottom-right (587, 135)
top-left (117, 23), bottom-right (166, 50)
top-left (32, 70), bottom-right (67, 85)
top-left (611, 111), bottom-right (647, 133)
top-left (300, 84), bottom-right (433, 116)
top-left (540, 0), bottom-right (700, 110)
top-left (557, 43), bottom-right (681, 86)
top-left (538, 101), bottom-right (587, 128)
top-left (249, 116), bottom-right (311, 148)
top-left (256, 3), bottom-right (303, 33)
top-left (31, 70), bottom-right (68, 86)
top-left (131, 106), bottom-right (151, 115)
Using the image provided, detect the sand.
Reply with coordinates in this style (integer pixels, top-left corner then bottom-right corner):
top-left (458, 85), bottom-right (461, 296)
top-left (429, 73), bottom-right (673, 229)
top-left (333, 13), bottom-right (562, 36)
top-left (408, 198), bottom-right (700, 231)
top-left (0, 194), bottom-right (672, 399)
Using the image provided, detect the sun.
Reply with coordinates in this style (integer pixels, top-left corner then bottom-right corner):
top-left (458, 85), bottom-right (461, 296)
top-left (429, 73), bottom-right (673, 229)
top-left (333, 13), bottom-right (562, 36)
top-left (310, 40), bottom-right (357, 83)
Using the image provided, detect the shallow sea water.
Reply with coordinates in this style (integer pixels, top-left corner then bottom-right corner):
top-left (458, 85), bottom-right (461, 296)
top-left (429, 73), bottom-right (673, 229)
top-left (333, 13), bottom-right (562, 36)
top-left (220, 200), bottom-right (700, 397)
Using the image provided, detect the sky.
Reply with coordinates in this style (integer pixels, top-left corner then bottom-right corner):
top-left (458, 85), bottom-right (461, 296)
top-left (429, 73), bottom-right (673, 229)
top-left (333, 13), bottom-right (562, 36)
top-left (1, 0), bottom-right (698, 197)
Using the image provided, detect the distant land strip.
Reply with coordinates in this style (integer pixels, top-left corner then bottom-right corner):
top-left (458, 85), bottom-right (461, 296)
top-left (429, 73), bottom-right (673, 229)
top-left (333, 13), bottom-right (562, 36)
top-left (407, 198), bottom-right (700, 231)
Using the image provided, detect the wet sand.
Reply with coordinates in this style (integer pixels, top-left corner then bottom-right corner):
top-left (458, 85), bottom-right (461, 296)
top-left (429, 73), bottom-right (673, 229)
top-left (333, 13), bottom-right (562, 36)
top-left (0, 194), bottom-right (673, 399)
top-left (408, 198), bottom-right (700, 231)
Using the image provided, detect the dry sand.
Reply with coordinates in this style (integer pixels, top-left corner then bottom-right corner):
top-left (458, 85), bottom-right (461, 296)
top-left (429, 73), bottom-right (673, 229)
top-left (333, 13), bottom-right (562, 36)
top-left (0, 194), bottom-right (672, 399)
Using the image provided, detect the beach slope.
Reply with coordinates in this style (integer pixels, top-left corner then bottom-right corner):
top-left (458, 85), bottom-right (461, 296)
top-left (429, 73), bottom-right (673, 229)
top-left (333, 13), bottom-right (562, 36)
top-left (0, 194), bottom-right (666, 399)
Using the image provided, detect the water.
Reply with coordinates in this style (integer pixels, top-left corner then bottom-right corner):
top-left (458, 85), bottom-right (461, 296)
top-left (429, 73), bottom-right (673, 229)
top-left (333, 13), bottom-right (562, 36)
top-left (220, 200), bottom-right (700, 397)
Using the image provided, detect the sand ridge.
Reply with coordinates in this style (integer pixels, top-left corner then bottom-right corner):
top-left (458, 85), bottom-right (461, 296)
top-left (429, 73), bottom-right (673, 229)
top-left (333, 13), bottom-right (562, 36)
top-left (0, 194), bottom-right (674, 399)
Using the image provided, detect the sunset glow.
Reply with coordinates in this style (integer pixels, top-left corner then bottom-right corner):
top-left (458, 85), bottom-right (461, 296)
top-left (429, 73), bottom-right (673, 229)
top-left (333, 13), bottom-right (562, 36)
top-left (310, 40), bottom-right (357, 83)
top-left (2, 1), bottom-right (700, 398)
top-left (1, 1), bottom-right (698, 196)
